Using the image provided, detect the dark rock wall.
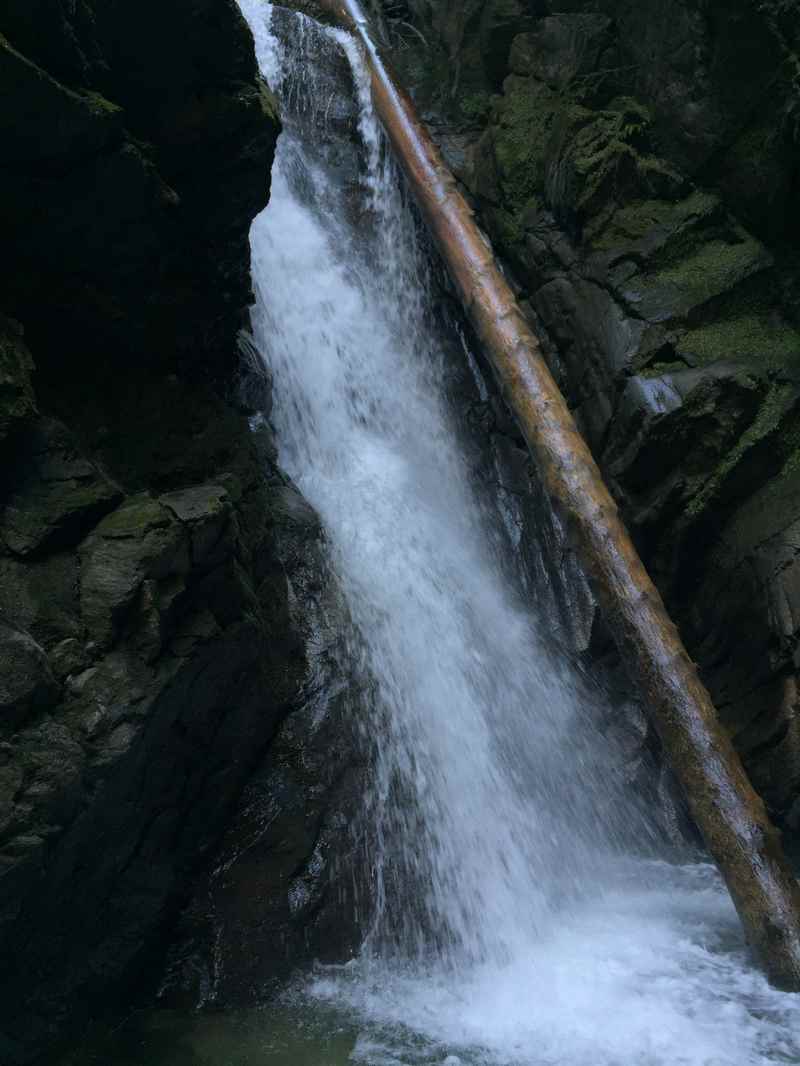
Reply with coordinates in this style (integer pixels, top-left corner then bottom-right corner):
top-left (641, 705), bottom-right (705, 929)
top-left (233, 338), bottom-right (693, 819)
top-left (388, 0), bottom-right (800, 830)
top-left (156, 16), bottom-right (375, 1008)
top-left (0, 0), bottom-right (279, 382)
top-left (0, 2), bottom-right (315, 1061)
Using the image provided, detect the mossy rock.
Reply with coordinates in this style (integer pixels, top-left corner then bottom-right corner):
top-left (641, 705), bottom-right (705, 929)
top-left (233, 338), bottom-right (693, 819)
top-left (78, 495), bottom-right (189, 649)
top-left (0, 33), bottom-right (121, 166)
top-left (160, 484), bottom-right (233, 571)
top-left (619, 227), bottom-right (773, 325)
top-left (94, 495), bottom-right (173, 540)
top-left (607, 365), bottom-right (766, 497)
top-left (258, 78), bottom-right (280, 126)
top-left (490, 78), bottom-right (683, 243)
top-left (39, 364), bottom-right (259, 497)
top-left (588, 190), bottom-right (722, 259)
top-left (676, 315), bottom-right (800, 373)
top-left (492, 76), bottom-right (565, 224)
top-left (682, 380), bottom-right (800, 521)
top-left (0, 554), bottom-right (81, 649)
top-left (548, 97), bottom-right (685, 222)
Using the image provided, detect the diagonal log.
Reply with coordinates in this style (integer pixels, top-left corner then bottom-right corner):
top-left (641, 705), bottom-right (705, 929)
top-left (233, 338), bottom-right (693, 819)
top-left (311, 0), bottom-right (800, 987)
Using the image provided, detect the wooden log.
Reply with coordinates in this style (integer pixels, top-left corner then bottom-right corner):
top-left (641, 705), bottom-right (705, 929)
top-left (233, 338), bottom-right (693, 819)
top-left (313, 0), bottom-right (800, 988)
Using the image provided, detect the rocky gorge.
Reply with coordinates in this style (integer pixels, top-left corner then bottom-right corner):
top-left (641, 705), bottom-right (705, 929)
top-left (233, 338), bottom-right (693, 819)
top-left (372, 0), bottom-right (800, 827)
top-left (0, 1), bottom-right (337, 1060)
top-left (2, 0), bottom-right (800, 1063)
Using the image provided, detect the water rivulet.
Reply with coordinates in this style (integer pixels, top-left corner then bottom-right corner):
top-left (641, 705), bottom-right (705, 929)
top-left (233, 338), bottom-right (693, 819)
top-left (62, 4), bottom-right (800, 1064)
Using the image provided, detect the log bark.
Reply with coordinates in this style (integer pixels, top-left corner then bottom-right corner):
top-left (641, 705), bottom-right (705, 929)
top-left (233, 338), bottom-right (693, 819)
top-left (313, 0), bottom-right (800, 988)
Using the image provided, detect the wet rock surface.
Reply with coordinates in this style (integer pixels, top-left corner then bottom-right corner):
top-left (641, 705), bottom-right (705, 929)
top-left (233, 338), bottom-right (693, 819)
top-left (155, 13), bottom-right (384, 1011)
top-left (159, 484), bottom-right (365, 1008)
top-left (388, 0), bottom-right (800, 831)
top-left (0, 2), bottom-right (379, 1057)
top-left (0, 356), bottom-right (319, 1065)
top-left (0, 1), bottom-right (339, 1061)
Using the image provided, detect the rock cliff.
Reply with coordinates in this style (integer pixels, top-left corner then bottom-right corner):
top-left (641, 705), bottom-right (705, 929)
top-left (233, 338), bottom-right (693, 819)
top-left (385, 0), bottom-right (800, 833)
top-left (0, 2), bottom-right (314, 1060)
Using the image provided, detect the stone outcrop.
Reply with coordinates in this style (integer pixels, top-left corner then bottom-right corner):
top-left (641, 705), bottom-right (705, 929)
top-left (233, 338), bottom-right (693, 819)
top-left (0, 2), bottom-right (321, 1061)
top-left (389, 0), bottom-right (800, 831)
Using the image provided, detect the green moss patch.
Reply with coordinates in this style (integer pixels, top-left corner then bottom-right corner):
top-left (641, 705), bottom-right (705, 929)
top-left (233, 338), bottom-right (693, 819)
top-left (460, 90), bottom-right (492, 123)
top-left (685, 381), bottom-right (799, 519)
top-left (656, 233), bottom-right (769, 304)
top-left (258, 80), bottom-right (279, 125)
top-left (493, 77), bottom-right (566, 212)
top-left (677, 315), bottom-right (800, 372)
top-left (627, 230), bottom-right (773, 324)
top-left (563, 97), bottom-right (655, 214)
top-left (590, 190), bottom-right (720, 254)
top-left (491, 80), bottom-right (683, 241)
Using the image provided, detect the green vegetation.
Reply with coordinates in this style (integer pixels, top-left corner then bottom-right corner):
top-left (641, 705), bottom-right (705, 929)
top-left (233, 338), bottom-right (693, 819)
top-left (652, 233), bottom-right (769, 308)
top-left (677, 315), bottom-right (800, 372)
top-left (493, 77), bottom-right (565, 212)
top-left (460, 90), bottom-right (492, 123)
top-left (685, 381), bottom-right (797, 518)
top-left (82, 91), bottom-right (124, 118)
top-left (590, 190), bottom-right (719, 252)
top-left (491, 77), bottom-right (682, 240)
top-left (562, 97), bottom-right (653, 213)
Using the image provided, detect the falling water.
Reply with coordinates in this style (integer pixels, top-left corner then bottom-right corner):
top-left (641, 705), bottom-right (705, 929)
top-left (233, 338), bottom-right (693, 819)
top-left (242, 0), bottom-right (633, 964)
top-left (230, 4), bottom-right (800, 1063)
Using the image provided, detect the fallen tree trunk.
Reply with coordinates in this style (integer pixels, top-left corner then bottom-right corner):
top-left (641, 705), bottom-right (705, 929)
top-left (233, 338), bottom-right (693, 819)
top-left (313, 0), bottom-right (800, 988)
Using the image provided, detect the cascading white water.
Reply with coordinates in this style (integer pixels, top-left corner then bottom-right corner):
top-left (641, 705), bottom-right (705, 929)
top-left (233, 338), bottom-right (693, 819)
top-left (243, 0), bottom-right (633, 965)
top-left (236, 3), bottom-right (800, 1063)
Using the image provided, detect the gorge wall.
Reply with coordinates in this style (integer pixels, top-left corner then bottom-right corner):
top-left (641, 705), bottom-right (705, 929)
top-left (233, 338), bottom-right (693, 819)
top-left (3, 0), bottom-right (800, 1059)
top-left (0, 2), bottom-right (330, 1060)
top-left (375, 0), bottom-right (800, 833)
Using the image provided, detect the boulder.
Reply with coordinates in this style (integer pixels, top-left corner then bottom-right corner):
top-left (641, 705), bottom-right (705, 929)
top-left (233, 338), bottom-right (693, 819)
top-left (0, 553), bottom-right (81, 649)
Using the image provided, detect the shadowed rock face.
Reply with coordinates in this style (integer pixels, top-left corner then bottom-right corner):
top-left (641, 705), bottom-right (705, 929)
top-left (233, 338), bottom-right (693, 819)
top-left (385, 0), bottom-right (800, 830)
top-left (0, 0), bottom-right (279, 384)
top-left (0, 2), bottom-right (321, 1061)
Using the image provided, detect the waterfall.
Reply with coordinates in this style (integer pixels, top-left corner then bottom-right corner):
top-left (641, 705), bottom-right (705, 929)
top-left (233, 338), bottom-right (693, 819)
top-left (234, 3), bottom-right (800, 1063)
